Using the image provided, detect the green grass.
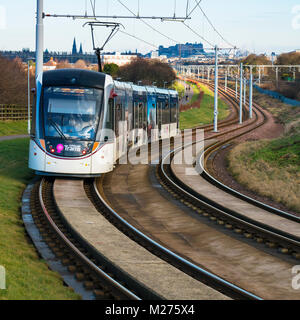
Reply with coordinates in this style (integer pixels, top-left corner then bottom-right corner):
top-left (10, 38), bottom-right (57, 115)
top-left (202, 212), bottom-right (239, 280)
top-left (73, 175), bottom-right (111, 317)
top-left (228, 138), bottom-right (300, 213)
top-left (249, 135), bottom-right (300, 170)
top-left (179, 83), bottom-right (230, 130)
top-left (0, 121), bottom-right (28, 137)
top-left (0, 138), bottom-right (80, 300)
top-left (187, 82), bottom-right (200, 105)
top-left (226, 82), bottom-right (300, 212)
top-left (171, 81), bottom-right (185, 99)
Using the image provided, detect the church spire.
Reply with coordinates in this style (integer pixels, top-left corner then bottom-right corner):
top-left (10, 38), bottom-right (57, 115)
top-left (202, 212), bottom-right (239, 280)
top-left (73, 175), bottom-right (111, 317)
top-left (79, 43), bottom-right (83, 55)
top-left (72, 37), bottom-right (77, 55)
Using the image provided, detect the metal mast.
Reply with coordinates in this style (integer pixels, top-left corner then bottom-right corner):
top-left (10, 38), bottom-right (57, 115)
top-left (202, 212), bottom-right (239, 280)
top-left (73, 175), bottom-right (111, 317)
top-left (35, 0), bottom-right (44, 79)
top-left (213, 45), bottom-right (219, 132)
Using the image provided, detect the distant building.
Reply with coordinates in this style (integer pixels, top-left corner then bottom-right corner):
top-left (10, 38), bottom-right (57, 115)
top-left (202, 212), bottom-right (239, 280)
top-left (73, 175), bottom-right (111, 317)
top-left (101, 52), bottom-right (138, 66)
top-left (158, 42), bottom-right (205, 58)
top-left (43, 57), bottom-right (57, 71)
top-left (150, 51), bottom-right (159, 59)
top-left (72, 38), bottom-right (77, 55)
top-left (79, 43), bottom-right (83, 55)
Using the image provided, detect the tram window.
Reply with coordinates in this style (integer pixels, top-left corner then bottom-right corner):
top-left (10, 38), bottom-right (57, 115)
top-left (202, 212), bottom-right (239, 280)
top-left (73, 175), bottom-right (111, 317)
top-left (105, 98), bottom-right (114, 130)
top-left (134, 102), bottom-right (139, 128)
top-left (138, 103), bottom-right (144, 129)
top-left (157, 102), bottom-right (162, 124)
top-left (170, 102), bottom-right (177, 123)
top-left (162, 101), bottom-right (170, 125)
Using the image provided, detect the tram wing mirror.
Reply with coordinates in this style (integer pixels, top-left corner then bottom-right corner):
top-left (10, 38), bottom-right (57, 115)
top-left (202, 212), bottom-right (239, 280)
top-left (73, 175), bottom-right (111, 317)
top-left (104, 136), bottom-right (109, 142)
top-left (31, 88), bottom-right (36, 96)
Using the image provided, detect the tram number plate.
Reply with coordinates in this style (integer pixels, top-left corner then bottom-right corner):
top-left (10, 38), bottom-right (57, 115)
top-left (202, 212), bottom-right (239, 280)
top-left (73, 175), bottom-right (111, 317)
top-left (64, 145), bottom-right (81, 152)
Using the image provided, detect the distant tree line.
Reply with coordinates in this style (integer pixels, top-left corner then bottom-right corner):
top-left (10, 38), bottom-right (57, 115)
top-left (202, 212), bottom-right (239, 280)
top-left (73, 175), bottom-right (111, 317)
top-left (242, 53), bottom-right (300, 101)
top-left (0, 54), bottom-right (175, 107)
top-left (0, 55), bottom-right (35, 106)
top-left (56, 57), bottom-right (176, 88)
top-left (116, 58), bottom-right (176, 87)
top-left (242, 52), bottom-right (300, 66)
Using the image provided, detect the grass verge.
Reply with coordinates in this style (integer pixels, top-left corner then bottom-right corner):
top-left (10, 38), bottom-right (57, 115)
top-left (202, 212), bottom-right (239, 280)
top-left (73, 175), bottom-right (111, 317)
top-left (227, 81), bottom-right (300, 213)
top-left (0, 138), bottom-right (80, 300)
top-left (187, 82), bottom-right (200, 105)
top-left (228, 137), bottom-right (300, 212)
top-left (180, 83), bottom-right (230, 130)
top-left (171, 81), bottom-right (185, 99)
top-left (0, 121), bottom-right (28, 137)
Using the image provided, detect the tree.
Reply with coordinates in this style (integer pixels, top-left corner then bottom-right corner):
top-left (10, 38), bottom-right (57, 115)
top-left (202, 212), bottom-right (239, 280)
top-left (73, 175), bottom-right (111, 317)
top-left (117, 57), bottom-right (176, 87)
top-left (103, 63), bottom-right (120, 77)
top-left (74, 59), bottom-right (87, 69)
top-left (56, 60), bottom-right (72, 69)
top-left (276, 52), bottom-right (300, 65)
top-left (242, 54), bottom-right (271, 65)
top-left (0, 55), bottom-right (34, 105)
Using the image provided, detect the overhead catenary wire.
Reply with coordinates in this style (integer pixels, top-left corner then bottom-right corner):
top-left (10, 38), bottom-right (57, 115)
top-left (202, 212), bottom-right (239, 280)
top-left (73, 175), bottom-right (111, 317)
top-left (173, 0), bottom-right (176, 17)
top-left (181, 21), bottom-right (213, 47)
top-left (118, 30), bottom-right (158, 49)
top-left (186, 0), bottom-right (189, 17)
top-left (185, 0), bottom-right (202, 20)
top-left (116, 0), bottom-right (179, 44)
top-left (192, 0), bottom-right (235, 48)
top-left (83, 0), bottom-right (230, 52)
top-left (90, 0), bottom-right (96, 17)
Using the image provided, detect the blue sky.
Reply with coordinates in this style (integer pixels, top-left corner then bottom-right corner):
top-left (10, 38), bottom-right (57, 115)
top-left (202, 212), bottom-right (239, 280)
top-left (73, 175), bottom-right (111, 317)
top-left (0, 0), bottom-right (299, 54)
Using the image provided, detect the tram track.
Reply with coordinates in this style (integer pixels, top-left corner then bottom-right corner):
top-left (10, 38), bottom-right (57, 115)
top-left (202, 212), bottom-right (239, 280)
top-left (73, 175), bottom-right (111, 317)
top-left (27, 178), bottom-right (161, 300)
top-left (23, 78), bottom-right (299, 300)
top-left (158, 78), bottom-right (300, 259)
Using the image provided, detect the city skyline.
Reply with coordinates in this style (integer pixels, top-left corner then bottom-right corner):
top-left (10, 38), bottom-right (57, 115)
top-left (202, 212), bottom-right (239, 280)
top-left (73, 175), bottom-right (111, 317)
top-left (0, 0), bottom-right (299, 55)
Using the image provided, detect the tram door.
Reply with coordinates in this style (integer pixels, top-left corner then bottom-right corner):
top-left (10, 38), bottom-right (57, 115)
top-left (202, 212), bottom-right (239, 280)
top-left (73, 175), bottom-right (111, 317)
top-left (115, 98), bottom-right (123, 160)
top-left (147, 95), bottom-right (156, 142)
top-left (133, 101), bottom-right (139, 144)
top-left (157, 101), bottom-right (163, 138)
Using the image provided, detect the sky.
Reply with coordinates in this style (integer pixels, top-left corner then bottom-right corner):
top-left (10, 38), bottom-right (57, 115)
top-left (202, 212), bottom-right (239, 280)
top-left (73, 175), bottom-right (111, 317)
top-left (0, 0), bottom-right (299, 55)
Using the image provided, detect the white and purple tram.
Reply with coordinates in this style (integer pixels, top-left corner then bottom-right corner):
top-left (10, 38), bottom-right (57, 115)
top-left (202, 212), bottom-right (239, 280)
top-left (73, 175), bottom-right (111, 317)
top-left (29, 69), bottom-right (179, 177)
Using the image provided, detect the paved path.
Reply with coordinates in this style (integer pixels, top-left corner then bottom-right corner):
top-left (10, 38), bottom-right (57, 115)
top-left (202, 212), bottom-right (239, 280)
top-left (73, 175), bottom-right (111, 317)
top-left (0, 134), bottom-right (29, 142)
top-left (179, 80), bottom-right (194, 105)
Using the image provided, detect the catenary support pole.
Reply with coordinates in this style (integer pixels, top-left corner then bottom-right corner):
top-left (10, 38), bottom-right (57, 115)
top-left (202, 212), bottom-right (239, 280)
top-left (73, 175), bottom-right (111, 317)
top-left (36, 0), bottom-right (44, 79)
top-left (28, 61), bottom-right (31, 134)
top-left (244, 77), bottom-right (246, 105)
top-left (239, 63), bottom-right (243, 124)
top-left (249, 69), bottom-right (253, 119)
top-left (214, 45), bottom-right (219, 132)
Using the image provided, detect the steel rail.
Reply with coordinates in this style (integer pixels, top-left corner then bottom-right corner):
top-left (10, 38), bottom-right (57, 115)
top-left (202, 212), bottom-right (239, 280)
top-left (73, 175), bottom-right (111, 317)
top-left (159, 81), bottom-right (300, 255)
top-left (91, 177), bottom-right (262, 300)
top-left (38, 178), bottom-right (142, 300)
top-left (202, 81), bottom-right (300, 222)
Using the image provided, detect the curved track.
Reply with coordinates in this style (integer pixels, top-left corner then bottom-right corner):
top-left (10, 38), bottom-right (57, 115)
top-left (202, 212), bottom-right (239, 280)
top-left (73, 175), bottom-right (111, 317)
top-left (159, 78), bottom-right (300, 257)
top-left (29, 178), bottom-right (159, 300)
top-left (24, 78), bottom-right (300, 300)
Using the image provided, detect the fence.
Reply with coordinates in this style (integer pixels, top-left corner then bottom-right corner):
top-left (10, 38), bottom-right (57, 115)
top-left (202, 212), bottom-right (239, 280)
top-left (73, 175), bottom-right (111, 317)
top-left (254, 85), bottom-right (300, 107)
top-left (0, 105), bottom-right (32, 120)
